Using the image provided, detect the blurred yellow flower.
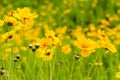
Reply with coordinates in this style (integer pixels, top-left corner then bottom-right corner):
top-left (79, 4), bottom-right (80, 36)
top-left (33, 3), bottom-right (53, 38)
top-left (1, 30), bottom-right (16, 42)
top-left (97, 30), bottom-right (117, 53)
top-left (37, 48), bottom-right (55, 61)
top-left (20, 46), bottom-right (27, 51)
top-left (13, 47), bottom-right (19, 54)
top-left (116, 72), bottom-right (120, 78)
top-left (0, 20), bottom-right (4, 26)
top-left (95, 62), bottom-right (103, 66)
top-left (45, 30), bottom-right (55, 38)
top-left (22, 57), bottom-right (27, 63)
top-left (43, 49), bottom-right (55, 61)
top-left (62, 45), bottom-right (71, 54)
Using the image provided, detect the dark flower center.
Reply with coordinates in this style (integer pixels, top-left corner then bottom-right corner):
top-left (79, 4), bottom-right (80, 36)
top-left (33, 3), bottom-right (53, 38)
top-left (7, 22), bottom-right (13, 26)
top-left (8, 35), bottom-right (13, 39)
top-left (45, 52), bottom-right (51, 56)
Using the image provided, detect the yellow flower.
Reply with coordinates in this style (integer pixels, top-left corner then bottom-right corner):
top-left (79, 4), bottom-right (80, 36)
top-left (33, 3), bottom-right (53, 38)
top-left (52, 36), bottom-right (62, 46)
top-left (95, 62), bottom-right (103, 66)
top-left (45, 30), bottom-right (55, 38)
top-left (71, 26), bottom-right (83, 38)
top-left (88, 24), bottom-right (96, 31)
top-left (97, 30), bottom-right (117, 53)
top-left (7, 10), bottom-right (17, 17)
top-left (13, 47), bottom-right (19, 54)
top-left (118, 65), bottom-right (120, 70)
top-left (22, 57), bottom-right (27, 63)
top-left (100, 19), bottom-right (110, 26)
top-left (116, 72), bottom-right (120, 78)
top-left (63, 9), bottom-right (71, 14)
top-left (1, 53), bottom-right (9, 60)
top-left (45, 30), bottom-right (62, 46)
top-left (37, 48), bottom-right (55, 61)
top-left (74, 35), bottom-right (97, 57)
top-left (43, 49), bottom-right (55, 61)
top-left (38, 38), bottom-right (52, 50)
top-left (62, 45), bottom-right (71, 54)
top-left (4, 16), bottom-right (17, 26)
top-left (36, 48), bottom-right (46, 58)
top-left (5, 48), bottom-right (11, 53)
top-left (13, 7), bottom-right (38, 26)
top-left (15, 23), bottom-right (31, 31)
top-left (20, 46), bottom-right (27, 51)
top-left (1, 30), bottom-right (16, 42)
top-left (0, 20), bottom-right (4, 26)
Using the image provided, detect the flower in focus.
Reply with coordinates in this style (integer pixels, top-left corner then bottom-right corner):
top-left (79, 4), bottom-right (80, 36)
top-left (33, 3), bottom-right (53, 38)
top-left (74, 35), bottom-right (97, 57)
top-left (13, 7), bottom-right (38, 26)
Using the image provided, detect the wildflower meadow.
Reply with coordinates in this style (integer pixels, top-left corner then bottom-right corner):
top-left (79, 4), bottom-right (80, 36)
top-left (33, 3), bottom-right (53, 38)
top-left (0, 0), bottom-right (120, 80)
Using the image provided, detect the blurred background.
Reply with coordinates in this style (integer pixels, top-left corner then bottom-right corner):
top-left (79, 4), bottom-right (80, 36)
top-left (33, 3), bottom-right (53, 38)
top-left (0, 0), bottom-right (120, 29)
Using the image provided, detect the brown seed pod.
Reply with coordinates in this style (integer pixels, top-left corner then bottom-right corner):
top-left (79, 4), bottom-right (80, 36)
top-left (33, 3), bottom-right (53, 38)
top-left (16, 55), bottom-right (20, 59)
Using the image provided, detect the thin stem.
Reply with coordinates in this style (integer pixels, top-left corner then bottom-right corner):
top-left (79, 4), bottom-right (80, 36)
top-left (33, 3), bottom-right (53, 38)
top-left (70, 61), bottom-right (75, 80)
top-left (86, 48), bottom-right (104, 80)
top-left (36, 60), bottom-right (44, 79)
top-left (48, 62), bottom-right (51, 80)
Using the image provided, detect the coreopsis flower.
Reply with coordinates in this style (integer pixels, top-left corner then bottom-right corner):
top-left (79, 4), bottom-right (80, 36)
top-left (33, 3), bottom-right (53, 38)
top-left (1, 53), bottom-right (9, 60)
top-left (74, 35), bottom-right (97, 57)
top-left (116, 72), bottom-right (120, 78)
top-left (45, 30), bottom-right (62, 46)
top-left (38, 38), bottom-right (52, 50)
top-left (36, 48), bottom-right (46, 58)
top-left (55, 26), bottom-right (67, 39)
top-left (97, 30), bottom-right (117, 53)
top-left (37, 48), bottom-right (55, 61)
top-left (13, 7), bottom-right (38, 26)
top-left (0, 20), bottom-right (4, 26)
top-left (14, 22), bottom-right (31, 31)
top-left (45, 30), bottom-right (55, 38)
top-left (52, 36), bottom-right (62, 46)
top-left (22, 57), bottom-right (27, 63)
top-left (70, 26), bottom-right (84, 38)
top-left (88, 24), bottom-right (96, 31)
top-left (4, 16), bottom-right (17, 26)
top-left (1, 30), bottom-right (16, 42)
top-left (63, 9), bottom-right (71, 14)
top-left (61, 44), bottom-right (71, 54)
top-left (20, 46), bottom-right (27, 51)
top-left (118, 65), bottom-right (120, 70)
top-left (7, 10), bottom-right (17, 17)
top-left (43, 49), bottom-right (55, 61)
top-left (13, 47), bottom-right (19, 54)
top-left (99, 19), bottom-right (110, 26)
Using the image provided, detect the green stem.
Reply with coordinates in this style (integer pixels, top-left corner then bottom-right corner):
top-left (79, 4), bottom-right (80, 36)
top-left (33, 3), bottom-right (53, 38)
top-left (86, 48), bottom-right (104, 80)
top-left (48, 62), bottom-right (51, 80)
top-left (70, 61), bottom-right (75, 80)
